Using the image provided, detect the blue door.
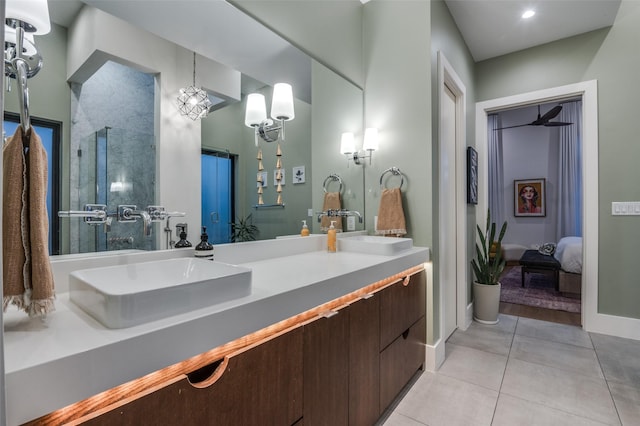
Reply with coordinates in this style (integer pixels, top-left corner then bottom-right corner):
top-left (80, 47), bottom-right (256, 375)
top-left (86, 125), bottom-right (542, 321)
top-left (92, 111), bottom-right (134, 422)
top-left (201, 150), bottom-right (234, 244)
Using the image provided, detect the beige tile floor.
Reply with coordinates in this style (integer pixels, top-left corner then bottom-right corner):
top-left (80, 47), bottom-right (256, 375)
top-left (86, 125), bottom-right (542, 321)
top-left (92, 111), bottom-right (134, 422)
top-left (379, 314), bottom-right (640, 426)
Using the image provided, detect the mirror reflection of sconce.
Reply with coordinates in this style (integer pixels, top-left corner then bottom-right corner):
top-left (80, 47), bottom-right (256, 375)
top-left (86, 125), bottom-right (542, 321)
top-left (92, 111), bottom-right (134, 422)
top-left (244, 83), bottom-right (295, 145)
top-left (340, 128), bottom-right (379, 166)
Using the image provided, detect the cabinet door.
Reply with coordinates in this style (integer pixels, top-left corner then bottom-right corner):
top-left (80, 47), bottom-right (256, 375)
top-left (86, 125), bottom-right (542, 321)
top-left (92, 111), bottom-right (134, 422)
top-left (82, 327), bottom-right (304, 426)
top-left (349, 294), bottom-right (380, 425)
top-left (380, 316), bottom-right (426, 413)
top-left (379, 270), bottom-right (426, 350)
top-left (303, 310), bottom-right (349, 426)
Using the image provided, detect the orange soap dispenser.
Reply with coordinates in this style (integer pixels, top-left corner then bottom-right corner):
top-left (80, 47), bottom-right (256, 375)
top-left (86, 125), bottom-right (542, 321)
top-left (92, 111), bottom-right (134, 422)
top-left (300, 220), bottom-right (310, 237)
top-left (327, 221), bottom-right (337, 253)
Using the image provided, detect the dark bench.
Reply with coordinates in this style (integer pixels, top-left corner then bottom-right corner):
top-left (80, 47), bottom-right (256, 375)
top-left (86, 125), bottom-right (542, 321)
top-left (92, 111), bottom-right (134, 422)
top-left (519, 249), bottom-right (561, 290)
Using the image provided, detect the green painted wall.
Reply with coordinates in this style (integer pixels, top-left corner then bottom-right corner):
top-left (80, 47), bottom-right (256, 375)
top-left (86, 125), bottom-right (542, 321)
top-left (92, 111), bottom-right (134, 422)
top-left (476, 0), bottom-right (640, 319)
top-left (430, 0), bottom-right (477, 311)
top-left (363, 0), bottom-right (433, 339)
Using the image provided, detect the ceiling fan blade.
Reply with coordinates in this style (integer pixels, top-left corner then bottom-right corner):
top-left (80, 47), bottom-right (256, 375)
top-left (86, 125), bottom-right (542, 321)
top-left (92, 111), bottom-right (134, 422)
top-left (543, 121), bottom-right (573, 127)
top-left (493, 123), bottom-right (530, 131)
top-left (533, 105), bottom-right (563, 125)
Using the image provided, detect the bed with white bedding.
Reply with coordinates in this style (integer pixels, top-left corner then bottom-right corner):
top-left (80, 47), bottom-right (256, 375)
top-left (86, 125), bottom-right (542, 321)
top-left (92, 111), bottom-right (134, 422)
top-left (554, 236), bottom-right (582, 294)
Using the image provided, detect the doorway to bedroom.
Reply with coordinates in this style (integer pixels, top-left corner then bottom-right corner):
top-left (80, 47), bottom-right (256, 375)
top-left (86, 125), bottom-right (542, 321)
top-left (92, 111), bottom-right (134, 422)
top-left (484, 96), bottom-right (585, 326)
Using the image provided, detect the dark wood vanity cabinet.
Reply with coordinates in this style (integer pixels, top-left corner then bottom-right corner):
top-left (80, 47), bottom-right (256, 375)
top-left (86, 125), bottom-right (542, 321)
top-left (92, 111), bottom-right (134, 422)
top-left (379, 270), bottom-right (427, 413)
top-left (75, 269), bottom-right (426, 426)
top-left (82, 327), bottom-right (304, 426)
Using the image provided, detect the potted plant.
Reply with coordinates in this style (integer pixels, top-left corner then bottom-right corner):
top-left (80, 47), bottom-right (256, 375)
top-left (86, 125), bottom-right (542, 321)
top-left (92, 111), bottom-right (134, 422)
top-left (230, 214), bottom-right (259, 242)
top-left (471, 210), bottom-right (507, 324)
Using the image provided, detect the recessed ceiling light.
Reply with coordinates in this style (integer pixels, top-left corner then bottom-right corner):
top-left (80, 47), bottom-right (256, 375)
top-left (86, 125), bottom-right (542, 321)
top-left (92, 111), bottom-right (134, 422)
top-left (522, 10), bottom-right (536, 19)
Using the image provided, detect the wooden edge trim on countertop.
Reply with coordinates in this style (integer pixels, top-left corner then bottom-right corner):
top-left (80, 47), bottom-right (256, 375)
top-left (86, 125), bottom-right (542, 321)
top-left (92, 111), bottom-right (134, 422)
top-left (26, 265), bottom-right (425, 426)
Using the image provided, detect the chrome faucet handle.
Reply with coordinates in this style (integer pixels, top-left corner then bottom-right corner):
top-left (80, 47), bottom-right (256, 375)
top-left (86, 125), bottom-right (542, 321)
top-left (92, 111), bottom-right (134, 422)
top-left (146, 205), bottom-right (166, 222)
top-left (57, 204), bottom-right (108, 225)
top-left (118, 205), bottom-right (138, 223)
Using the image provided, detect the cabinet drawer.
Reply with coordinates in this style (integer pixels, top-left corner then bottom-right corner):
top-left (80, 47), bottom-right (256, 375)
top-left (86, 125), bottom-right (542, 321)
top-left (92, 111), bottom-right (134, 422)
top-left (379, 270), bottom-right (426, 350)
top-left (379, 316), bottom-right (426, 413)
top-left (81, 327), bottom-right (303, 426)
top-left (303, 309), bottom-right (349, 426)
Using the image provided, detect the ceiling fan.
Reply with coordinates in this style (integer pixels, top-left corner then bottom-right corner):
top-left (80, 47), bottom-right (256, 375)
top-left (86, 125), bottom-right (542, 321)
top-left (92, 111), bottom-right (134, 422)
top-left (494, 105), bottom-right (573, 130)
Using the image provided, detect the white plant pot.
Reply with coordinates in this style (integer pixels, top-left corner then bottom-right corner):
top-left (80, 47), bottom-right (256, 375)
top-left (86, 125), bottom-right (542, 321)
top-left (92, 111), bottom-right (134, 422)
top-left (473, 281), bottom-right (501, 324)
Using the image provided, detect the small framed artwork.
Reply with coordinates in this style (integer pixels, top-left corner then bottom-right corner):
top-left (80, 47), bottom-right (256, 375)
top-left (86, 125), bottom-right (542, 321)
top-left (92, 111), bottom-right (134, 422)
top-left (514, 178), bottom-right (546, 217)
top-left (292, 166), bottom-right (305, 184)
top-left (467, 147), bottom-right (478, 205)
top-left (256, 171), bottom-right (267, 188)
top-left (273, 169), bottom-right (285, 186)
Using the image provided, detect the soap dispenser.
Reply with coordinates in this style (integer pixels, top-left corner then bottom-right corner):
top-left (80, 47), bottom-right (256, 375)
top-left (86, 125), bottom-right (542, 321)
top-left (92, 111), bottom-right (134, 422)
top-left (174, 224), bottom-right (192, 248)
top-left (327, 220), bottom-right (337, 253)
top-left (195, 226), bottom-right (214, 259)
top-left (300, 220), bottom-right (310, 237)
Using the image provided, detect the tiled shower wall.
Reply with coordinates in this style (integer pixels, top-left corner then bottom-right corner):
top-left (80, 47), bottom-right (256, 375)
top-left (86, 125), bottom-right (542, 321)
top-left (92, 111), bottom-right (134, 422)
top-left (69, 61), bottom-right (155, 253)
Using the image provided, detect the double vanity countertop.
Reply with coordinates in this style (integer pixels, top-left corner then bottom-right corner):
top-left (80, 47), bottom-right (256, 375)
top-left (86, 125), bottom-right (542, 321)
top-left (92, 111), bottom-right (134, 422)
top-left (3, 234), bottom-right (429, 425)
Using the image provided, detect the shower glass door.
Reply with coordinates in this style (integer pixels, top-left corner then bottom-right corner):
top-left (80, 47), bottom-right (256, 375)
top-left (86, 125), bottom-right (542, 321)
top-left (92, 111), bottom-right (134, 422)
top-left (72, 126), bottom-right (155, 253)
top-left (201, 150), bottom-right (234, 244)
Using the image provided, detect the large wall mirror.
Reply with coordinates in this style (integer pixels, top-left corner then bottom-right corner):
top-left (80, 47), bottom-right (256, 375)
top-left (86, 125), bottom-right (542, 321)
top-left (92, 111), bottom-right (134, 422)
top-left (3, 0), bottom-right (364, 256)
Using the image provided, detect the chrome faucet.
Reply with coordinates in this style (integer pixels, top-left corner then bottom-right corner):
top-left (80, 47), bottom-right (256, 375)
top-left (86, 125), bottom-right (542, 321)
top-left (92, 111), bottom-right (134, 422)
top-left (317, 209), bottom-right (363, 223)
top-left (118, 205), bottom-right (152, 236)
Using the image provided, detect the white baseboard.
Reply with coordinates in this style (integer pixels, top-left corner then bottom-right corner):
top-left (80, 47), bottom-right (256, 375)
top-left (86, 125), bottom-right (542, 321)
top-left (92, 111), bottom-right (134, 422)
top-left (587, 313), bottom-right (640, 341)
top-left (464, 302), bottom-right (473, 330)
top-left (425, 338), bottom-right (445, 371)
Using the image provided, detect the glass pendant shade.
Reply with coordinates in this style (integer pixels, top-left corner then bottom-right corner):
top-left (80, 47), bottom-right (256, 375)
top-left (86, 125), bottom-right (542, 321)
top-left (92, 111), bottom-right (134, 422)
top-left (245, 93), bottom-right (267, 127)
top-left (177, 86), bottom-right (212, 120)
top-left (363, 128), bottom-right (379, 151)
top-left (340, 132), bottom-right (356, 155)
top-left (271, 83), bottom-right (295, 121)
top-left (6, 0), bottom-right (51, 35)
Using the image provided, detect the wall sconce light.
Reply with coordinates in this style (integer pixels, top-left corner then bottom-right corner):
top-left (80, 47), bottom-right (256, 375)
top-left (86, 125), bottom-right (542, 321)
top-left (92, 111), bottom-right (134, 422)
top-left (341, 127), bottom-right (379, 165)
top-left (244, 83), bottom-right (295, 145)
top-left (177, 52), bottom-right (212, 120)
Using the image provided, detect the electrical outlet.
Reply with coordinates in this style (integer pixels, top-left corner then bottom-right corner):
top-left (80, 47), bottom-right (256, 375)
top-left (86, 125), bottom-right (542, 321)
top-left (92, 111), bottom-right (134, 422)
top-left (308, 208), bottom-right (314, 217)
top-left (347, 216), bottom-right (356, 231)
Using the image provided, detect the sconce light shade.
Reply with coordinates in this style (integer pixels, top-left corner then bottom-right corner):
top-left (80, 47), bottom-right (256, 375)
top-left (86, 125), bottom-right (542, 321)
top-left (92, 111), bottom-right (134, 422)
top-left (271, 83), bottom-right (295, 121)
top-left (245, 93), bottom-right (267, 127)
top-left (363, 127), bottom-right (379, 151)
top-left (340, 132), bottom-right (356, 155)
top-left (6, 0), bottom-right (51, 34)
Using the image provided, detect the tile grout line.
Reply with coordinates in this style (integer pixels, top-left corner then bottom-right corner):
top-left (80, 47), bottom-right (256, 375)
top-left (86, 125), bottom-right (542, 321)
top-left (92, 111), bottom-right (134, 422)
top-left (590, 332), bottom-right (624, 426)
top-left (489, 315), bottom-right (519, 425)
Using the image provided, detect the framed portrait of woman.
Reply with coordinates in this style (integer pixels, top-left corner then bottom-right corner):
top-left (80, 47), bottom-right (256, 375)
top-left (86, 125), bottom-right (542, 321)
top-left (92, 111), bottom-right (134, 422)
top-left (514, 178), bottom-right (546, 217)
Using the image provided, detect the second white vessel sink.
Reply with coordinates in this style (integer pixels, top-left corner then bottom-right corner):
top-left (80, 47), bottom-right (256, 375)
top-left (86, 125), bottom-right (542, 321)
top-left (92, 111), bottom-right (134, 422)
top-left (69, 257), bottom-right (252, 328)
top-left (339, 235), bottom-right (413, 255)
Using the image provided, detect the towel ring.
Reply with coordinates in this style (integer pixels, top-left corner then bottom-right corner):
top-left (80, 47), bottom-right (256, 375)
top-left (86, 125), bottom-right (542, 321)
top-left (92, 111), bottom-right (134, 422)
top-left (323, 173), bottom-right (343, 193)
top-left (379, 167), bottom-right (405, 189)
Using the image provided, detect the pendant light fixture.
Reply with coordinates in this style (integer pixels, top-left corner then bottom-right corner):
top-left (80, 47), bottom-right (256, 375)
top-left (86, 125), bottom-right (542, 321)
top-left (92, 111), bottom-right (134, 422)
top-left (177, 52), bottom-right (212, 120)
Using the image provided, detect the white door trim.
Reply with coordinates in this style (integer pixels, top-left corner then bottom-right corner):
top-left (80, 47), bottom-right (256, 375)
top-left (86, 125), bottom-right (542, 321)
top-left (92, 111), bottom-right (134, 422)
top-left (437, 52), bottom-right (469, 348)
top-left (475, 80), bottom-right (610, 335)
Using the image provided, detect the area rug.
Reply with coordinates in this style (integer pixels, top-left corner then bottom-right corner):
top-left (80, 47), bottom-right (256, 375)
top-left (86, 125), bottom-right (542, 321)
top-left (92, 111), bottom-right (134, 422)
top-left (499, 266), bottom-right (581, 313)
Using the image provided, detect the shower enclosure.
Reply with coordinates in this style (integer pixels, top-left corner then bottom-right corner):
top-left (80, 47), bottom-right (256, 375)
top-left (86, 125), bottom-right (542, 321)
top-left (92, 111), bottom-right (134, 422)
top-left (70, 126), bottom-right (156, 253)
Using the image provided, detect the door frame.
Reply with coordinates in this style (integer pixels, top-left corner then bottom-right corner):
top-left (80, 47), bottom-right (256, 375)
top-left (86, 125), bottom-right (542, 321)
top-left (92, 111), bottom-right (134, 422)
top-left (437, 52), bottom-right (469, 345)
top-left (475, 80), bottom-right (598, 332)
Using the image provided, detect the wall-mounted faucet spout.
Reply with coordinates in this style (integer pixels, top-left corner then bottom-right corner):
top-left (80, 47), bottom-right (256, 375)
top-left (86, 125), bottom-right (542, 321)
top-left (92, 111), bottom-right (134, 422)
top-left (119, 205), bottom-right (152, 236)
top-left (317, 209), bottom-right (363, 223)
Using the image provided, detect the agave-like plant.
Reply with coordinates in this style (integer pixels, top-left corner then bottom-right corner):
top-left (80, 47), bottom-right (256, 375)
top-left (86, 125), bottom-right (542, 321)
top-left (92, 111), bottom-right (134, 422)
top-left (471, 210), bottom-right (508, 285)
top-left (230, 214), bottom-right (259, 242)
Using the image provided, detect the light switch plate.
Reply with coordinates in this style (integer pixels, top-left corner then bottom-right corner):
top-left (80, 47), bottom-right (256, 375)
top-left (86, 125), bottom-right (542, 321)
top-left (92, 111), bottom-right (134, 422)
top-left (611, 201), bottom-right (640, 215)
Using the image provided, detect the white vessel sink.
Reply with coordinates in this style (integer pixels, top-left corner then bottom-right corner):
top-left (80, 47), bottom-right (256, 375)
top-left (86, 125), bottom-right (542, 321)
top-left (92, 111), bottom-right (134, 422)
top-left (69, 258), bottom-right (252, 328)
top-left (339, 235), bottom-right (413, 255)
